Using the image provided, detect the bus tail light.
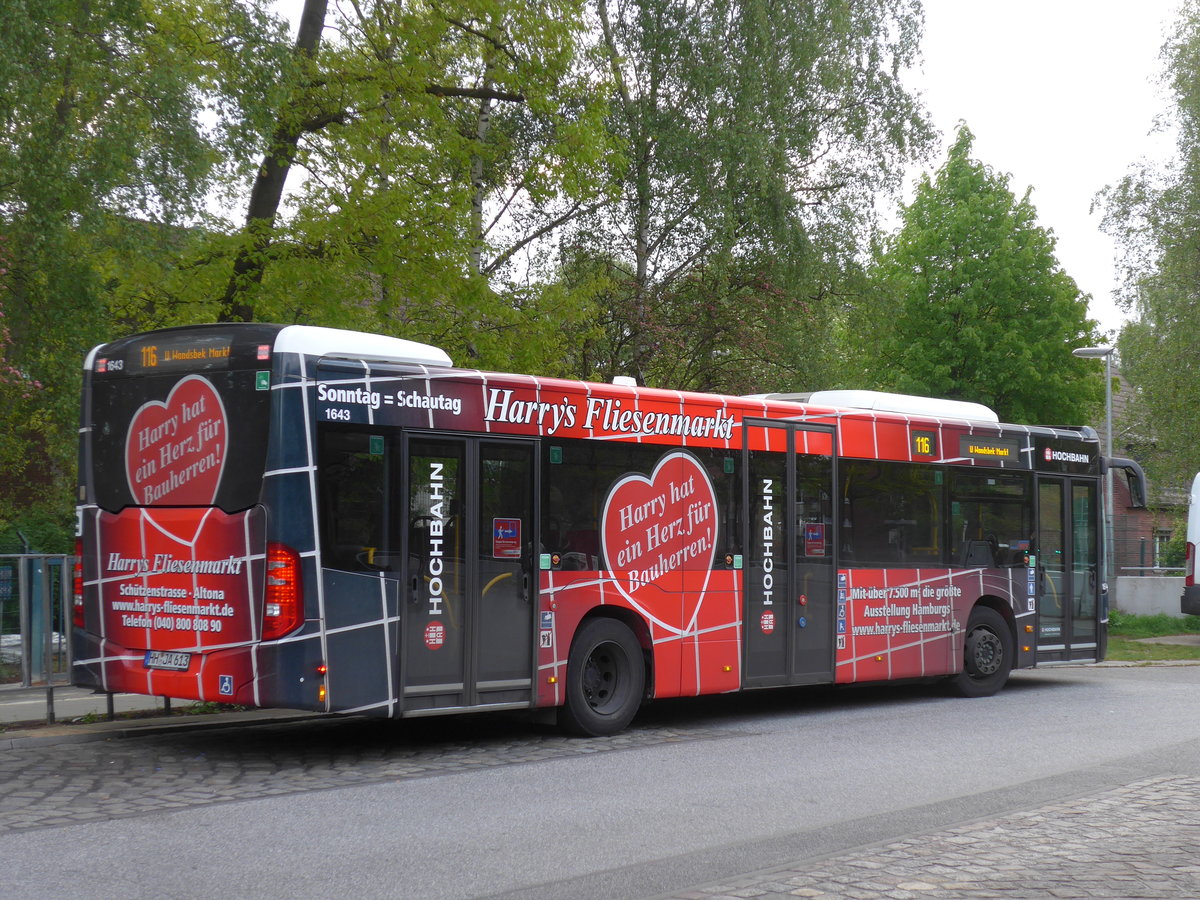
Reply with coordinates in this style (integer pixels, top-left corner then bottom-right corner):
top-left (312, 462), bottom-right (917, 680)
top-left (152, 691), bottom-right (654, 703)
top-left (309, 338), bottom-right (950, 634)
top-left (263, 542), bottom-right (303, 640)
top-left (72, 539), bottom-right (84, 629)
top-left (1187, 542), bottom-right (1196, 587)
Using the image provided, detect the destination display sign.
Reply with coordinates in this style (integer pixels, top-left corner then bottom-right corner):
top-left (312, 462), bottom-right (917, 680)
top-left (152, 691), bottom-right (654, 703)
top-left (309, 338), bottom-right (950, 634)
top-left (94, 331), bottom-right (275, 376)
top-left (958, 434), bottom-right (1022, 465)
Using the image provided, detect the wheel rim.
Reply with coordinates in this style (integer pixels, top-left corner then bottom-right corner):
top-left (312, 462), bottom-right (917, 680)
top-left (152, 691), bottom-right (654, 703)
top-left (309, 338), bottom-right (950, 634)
top-left (967, 627), bottom-right (1003, 677)
top-left (581, 641), bottom-right (626, 713)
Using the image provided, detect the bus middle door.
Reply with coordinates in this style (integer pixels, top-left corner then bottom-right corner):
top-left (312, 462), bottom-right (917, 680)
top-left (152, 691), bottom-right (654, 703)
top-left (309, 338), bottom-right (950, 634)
top-left (402, 435), bottom-right (537, 714)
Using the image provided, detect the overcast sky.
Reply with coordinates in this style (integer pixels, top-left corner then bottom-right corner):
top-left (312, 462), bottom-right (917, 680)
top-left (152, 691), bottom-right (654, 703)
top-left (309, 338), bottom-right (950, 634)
top-left (909, 1), bottom-right (1181, 338)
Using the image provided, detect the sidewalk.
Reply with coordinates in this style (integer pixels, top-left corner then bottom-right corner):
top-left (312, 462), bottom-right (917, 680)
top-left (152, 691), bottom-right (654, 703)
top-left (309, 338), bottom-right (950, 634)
top-left (660, 775), bottom-right (1200, 900)
top-left (0, 683), bottom-right (163, 724)
top-left (0, 683), bottom-right (316, 749)
top-left (1136, 633), bottom-right (1200, 645)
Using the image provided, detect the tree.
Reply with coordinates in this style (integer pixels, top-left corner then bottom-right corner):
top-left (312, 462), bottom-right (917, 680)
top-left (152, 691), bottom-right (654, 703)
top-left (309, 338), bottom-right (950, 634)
top-left (208, 0), bottom-right (617, 378)
top-left (0, 237), bottom-right (51, 540)
top-left (573, 0), bottom-right (933, 391)
top-left (1100, 0), bottom-right (1200, 485)
top-left (219, 0), bottom-right (329, 324)
top-left (0, 0), bottom-right (291, 546)
top-left (859, 126), bottom-right (1103, 425)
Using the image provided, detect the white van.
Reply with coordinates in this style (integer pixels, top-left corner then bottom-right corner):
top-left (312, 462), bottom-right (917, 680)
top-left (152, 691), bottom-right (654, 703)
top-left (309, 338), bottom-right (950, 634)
top-left (1183, 473), bottom-right (1200, 615)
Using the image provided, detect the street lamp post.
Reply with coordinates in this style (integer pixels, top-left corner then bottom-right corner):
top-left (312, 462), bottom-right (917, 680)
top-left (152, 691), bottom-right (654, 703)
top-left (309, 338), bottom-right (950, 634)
top-left (1073, 346), bottom-right (1115, 594)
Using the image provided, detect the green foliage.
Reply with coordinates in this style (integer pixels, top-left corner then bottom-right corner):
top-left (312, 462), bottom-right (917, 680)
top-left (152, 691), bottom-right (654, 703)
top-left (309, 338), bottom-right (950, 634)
top-left (198, 0), bottom-right (618, 374)
top-left (1099, 1), bottom-right (1200, 486)
top-left (859, 126), bottom-right (1104, 425)
top-left (1158, 520), bottom-right (1188, 568)
top-left (0, 1), bottom-right (291, 543)
top-left (12, 1), bottom-right (1134, 542)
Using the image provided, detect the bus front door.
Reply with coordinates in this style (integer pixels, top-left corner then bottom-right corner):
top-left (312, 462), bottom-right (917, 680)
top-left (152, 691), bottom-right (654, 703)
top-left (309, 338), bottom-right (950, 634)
top-left (744, 422), bottom-right (837, 686)
top-left (1036, 476), bottom-right (1100, 663)
top-left (403, 436), bottom-right (537, 714)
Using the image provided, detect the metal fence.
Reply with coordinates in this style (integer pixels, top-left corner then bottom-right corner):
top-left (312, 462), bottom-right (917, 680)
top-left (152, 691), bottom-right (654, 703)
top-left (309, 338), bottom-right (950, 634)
top-left (0, 554), bottom-right (72, 687)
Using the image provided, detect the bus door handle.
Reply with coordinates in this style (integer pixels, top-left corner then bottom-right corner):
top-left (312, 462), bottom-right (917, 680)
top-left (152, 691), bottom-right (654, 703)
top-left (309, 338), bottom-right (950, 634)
top-left (409, 574), bottom-right (420, 604)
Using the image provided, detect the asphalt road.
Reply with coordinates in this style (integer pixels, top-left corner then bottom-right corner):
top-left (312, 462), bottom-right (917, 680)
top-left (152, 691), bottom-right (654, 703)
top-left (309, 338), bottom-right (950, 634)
top-left (6, 664), bottom-right (1200, 899)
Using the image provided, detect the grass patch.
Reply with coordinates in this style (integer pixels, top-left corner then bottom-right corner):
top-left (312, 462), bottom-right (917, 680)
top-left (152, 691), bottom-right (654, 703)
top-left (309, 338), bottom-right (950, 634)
top-left (0, 660), bottom-right (20, 684)
top-left (1105, 611), bottom-right (1200, 662)
top-left (1106, 637), bottom-right (1200, 662)
top-left (1109, 610), bottom-right (1200, 638)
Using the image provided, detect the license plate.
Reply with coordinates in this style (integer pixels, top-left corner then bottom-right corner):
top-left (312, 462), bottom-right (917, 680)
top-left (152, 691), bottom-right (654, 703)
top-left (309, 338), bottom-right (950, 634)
top-left (144, 650), bottom-right (191, 671)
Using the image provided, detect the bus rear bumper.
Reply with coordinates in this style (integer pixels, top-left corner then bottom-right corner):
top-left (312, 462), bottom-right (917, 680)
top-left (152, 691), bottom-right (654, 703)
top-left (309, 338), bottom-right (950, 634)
top-left (70, 630), bottom-right (262, 706)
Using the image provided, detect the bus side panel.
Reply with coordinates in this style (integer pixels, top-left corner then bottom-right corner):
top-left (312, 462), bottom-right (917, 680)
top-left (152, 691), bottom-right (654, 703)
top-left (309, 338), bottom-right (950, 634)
top-left (320, 569), bottom-right (401, 717)
top-left (676, 582), bottom-right (742, 696)
top-left (835, 567), bottom-right (1020, 684)
top-left (73, 505), bottom-right (265, 701)
top-left (536, 569), bottom-right (742, 708)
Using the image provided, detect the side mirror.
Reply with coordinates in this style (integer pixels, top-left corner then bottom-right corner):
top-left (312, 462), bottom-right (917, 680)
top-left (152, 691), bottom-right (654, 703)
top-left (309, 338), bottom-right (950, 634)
top-left (1106, 457), bottom-right (1147, 508)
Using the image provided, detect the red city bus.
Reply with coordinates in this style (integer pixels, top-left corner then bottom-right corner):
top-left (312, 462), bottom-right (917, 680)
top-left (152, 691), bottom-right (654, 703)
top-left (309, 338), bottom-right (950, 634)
top-left (72, 323), bottom-right (1147, 735)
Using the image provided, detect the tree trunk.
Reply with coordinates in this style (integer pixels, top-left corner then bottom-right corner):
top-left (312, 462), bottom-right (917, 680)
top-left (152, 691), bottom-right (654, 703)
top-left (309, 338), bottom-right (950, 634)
top-left (468, 75), bottom-right (494, 278)
top-left (218, 0), bottom-right (328, 323)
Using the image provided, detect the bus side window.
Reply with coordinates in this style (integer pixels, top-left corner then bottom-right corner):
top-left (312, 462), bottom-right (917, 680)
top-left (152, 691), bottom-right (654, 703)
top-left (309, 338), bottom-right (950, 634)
top-left (542, 442), bottom-right (739, 570)
top-left (949, 471), bottom-right (1032, 568)
top-left (318, 428), bottom-right (393, 571)
top-left (839, 460), bottom-right (943, 567)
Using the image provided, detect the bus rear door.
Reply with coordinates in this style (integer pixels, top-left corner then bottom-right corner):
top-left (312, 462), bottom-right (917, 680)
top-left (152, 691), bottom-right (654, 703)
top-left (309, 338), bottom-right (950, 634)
top-left (743, 422), bottom-right (837, 686)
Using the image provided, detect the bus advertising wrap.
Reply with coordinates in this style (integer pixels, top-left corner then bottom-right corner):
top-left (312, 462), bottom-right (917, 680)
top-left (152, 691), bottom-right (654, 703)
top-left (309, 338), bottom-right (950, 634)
top-left (80, 363), bottom-right (268, 702)
top-left (311, 363), bottom-right (1049, 468)
top-left (539, 451), bottom-right (742, 704)
top-left (84, 505), bottom-right (263, 701)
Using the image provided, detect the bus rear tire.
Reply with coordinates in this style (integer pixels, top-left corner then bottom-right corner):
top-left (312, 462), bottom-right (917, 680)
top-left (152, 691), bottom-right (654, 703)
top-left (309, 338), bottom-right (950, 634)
top-left (950, 606), bottom-right (1012, 698)
top-left (561, 618), bottom-right (645, 736)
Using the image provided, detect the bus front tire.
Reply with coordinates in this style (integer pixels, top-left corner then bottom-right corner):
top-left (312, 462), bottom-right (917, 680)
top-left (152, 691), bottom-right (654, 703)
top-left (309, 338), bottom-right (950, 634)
top-left (561, 618), bottom-right (645, 736)
top-left (950, 606), bottom-right (1013, 698)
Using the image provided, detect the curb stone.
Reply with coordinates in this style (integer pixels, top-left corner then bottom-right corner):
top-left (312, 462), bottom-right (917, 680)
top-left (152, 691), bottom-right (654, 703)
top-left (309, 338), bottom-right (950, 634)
top-left (0, 709), bottom-right (321, 750)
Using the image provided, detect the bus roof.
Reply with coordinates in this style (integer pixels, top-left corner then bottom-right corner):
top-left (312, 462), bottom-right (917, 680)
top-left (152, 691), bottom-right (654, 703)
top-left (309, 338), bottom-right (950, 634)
top-left (752, 390), bottom-right (1000, 424)
top-left (274, 325), bottom-right (451, 367)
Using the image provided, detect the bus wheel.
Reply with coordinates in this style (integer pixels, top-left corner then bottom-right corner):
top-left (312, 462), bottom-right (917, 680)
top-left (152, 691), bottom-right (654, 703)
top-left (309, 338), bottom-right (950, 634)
top-left (561, 618), bottom-right (645, 736)
top-left (950, 606), bottom-right (1013, 698)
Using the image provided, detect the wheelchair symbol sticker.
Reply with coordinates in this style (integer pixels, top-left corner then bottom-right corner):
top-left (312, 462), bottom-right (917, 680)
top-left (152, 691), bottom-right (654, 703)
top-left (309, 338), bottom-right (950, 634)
top-left (218, 674), bottom-right (234, 696)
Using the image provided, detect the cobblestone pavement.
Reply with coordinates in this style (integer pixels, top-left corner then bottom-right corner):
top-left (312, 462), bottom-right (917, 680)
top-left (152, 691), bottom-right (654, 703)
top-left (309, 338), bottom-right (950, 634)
top-left (0, 715), bottom-right (727, 834)
top-left (664, 776), bottom-right (1200, 900)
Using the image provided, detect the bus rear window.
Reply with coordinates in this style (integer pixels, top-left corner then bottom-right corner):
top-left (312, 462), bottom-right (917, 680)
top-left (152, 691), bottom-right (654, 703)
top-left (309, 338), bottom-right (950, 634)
top-left (89, 370), bottom-right (271, 512)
